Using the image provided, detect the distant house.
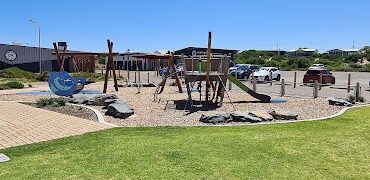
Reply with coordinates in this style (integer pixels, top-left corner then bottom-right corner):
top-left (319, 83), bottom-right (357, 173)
top-left (255, 50), bottom-right (287, 56)
top-left (286, 48), bottom-right (319, 57)
top-left (327, 49), bottom-right (359, 56)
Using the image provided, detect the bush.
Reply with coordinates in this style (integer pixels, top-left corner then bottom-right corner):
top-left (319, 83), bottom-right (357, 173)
top-left (0, 67), bottom-right (36, 80)
top-left (36, 72), bottom-right (49, 81)
top-left (36, 97), bottom-right (66, 107)
top-left (0, 81), bottom-right (24, 90)
top-left (358, 96), bottom-right (365, 103)
top-left (348, 95), bottom-right (356, 103)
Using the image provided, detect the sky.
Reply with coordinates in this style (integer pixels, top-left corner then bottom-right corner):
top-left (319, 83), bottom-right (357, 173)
top-left (1, 0), bottom-right (370, 53)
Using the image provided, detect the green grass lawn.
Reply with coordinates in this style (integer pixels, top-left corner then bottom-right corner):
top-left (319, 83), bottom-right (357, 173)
top-left (1, 107), bottom-right (369, 179)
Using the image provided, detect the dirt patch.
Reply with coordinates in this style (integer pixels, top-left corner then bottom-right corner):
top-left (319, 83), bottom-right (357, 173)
top-left (25, 103), bottom-right (98, 122)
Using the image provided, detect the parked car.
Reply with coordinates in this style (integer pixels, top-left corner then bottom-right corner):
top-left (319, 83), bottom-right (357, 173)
top-left (311, 64), bottom-right (326, 68)
top-left (303, 67), bottom-right (335, 84)
top-left (228, 64), bottom-right (249, 73)
top-left (160, 63), bottom-right (184, 77)
top-left (230, 64), bottom-right (260, 79)
top-left (250, 67), bottom-right (281, 82)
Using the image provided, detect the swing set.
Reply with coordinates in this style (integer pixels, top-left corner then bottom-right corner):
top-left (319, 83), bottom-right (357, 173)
top-left (52, 40), bottom-right (120, 94)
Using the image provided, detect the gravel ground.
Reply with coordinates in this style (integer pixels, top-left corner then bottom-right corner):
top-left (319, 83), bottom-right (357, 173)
top-left (26, 103), bottom-right (98, 122)
top-left (0, 81), bottom-right (345, 127)
top-left (85, 82), bottom-right (344, 127)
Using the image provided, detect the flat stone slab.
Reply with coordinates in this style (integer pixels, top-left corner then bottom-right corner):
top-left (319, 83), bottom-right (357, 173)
top-left (0, 153), bottom-right (10, 163)
top-left (105, 100), bottom-right (134, 119)
top-left (200, 111), bottom-right (232, 124)
top-left (231, 112), bottom-right (263, 123)
top-left (67, 94), bottom-right (118, 106)
top-left (269, 110), bottom-right (298, 120)
top-left (327, 97), bottom-right (353, 107)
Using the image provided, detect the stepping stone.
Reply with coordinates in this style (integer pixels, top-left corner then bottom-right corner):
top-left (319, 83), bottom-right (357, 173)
top-left (0, 153), bottom-right (10, 163)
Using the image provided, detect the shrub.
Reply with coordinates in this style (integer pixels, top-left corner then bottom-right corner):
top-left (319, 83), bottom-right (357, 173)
top-left (0, 67), bottom-right (36, 80)
top-left (348, 95), bottom-right (356, 103)
top-left (358, 96), bottom-right (365, 103)
top-left (36, 97), bottom-right (66, 107)
top-left (28, 84), bottom-right (33, 87)
top-left (0, 81), bottom-right (24, 90)
top-left (36, 72), bottom-right (49, 81)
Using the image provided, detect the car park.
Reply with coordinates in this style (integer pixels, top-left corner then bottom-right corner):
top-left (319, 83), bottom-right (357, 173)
top-left (230, 64), bottom-right (260, 79)
top-left (303, 67), bottom-right (335, 84)
top-left (250, 67), bottom-right (281, 82)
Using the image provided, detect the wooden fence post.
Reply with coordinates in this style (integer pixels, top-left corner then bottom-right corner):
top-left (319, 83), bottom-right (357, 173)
top-left (281, 79), bottom-right (285, 97)
top-left (347, 74), bottom-right (351, 93)
top-left (228, 79), bottom-right (232, 91)
top-left (252, 77), bottom-right (257, 92)
top-left (313, 80), bottom-right (319, 98)
top-left (147, 72), bottom-right (150, 83)
top-left (134, 72), bottom-right (137, 83)
top-left (319, 71), bottom-right (322, 90)
top-left (355, 82), bottom-right (360, 102)
top-left (270, 71), bottom-right (273, 86)
top-left (293, 72), bottom-right (297, 88)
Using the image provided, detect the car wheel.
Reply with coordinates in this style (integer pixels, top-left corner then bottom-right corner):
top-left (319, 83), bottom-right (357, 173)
top-left (276, 74), bottom-right (281, 81)
top-left (265, 76), bottom-right (269, 82)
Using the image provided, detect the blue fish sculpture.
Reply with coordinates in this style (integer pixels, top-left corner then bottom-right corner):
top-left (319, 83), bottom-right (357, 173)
top-left (48, 71), bottom-right (86, 96)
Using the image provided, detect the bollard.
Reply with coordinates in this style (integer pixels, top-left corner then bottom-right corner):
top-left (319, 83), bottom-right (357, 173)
top-left (252, 77), bottom-right (257, 92)
top-left (101, 68), bottom-right (103, 74)
top-left (347, 74), bottom-right (351, 93)
top-left (355, 82), bottom-right (360, 102)
top-left (138, 71), bottom-right (141, 83)
top-left (313, 80), bottom-right (319, 98)
top-left (281, 79), bottom-right (285, 97)
top-left (118, 66), bottom-right (121, 77)
top-left (293, 72), bottom-right (297, 88)
top-left (228, 80), bottom-right (232, 91)
top-left (134, 72), bottom-right (137, 83)
top-left (147, 72), bottom-right (150, 83)
top-left (270, 71), bottom-right (273, 86)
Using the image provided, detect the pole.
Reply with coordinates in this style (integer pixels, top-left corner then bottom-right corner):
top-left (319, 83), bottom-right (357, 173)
top-left (29, 20), bottom-right (41, 73)
top-left (313, 80), bottom-right (318, 98)
top-left (147, 72), bottom-right (150, 83)
top-left (319, 71), bottom-right (323, 90)
top-left (355, 82), bottom-right (360, 102)
top-left (347, 74), bottom-right (351, 93)
top-left (293, 72), bottom-right (297, 88)
top-left (281, 79), bottom-right (285, 97)
top-left (269, 71), bottom-right (273, 86)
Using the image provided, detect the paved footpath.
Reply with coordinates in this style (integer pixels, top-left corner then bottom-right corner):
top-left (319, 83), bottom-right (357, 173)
top-left (0, 102), bottom-right (112, 150)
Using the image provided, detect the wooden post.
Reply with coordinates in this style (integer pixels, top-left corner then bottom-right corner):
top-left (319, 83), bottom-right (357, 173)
top-left (313, 80), bottom-right (319, 98)
top-left (269, 71), bottom-right (273, 86)
top-left (228, 79), bottom-right (232, 91)
top-left (319, 71), bottom-right (323, 90)
top-left (134, 72), bottom-right (137, 83)
top-left (118, 66), bottom-right (121, 77)
top-left (355, 82), bottom-right (360, 102)
top-left (170, 52), bottom-right (183, 93)
top-left (147, 72), bottom-right (150, 83)
top-left (347, 74), bottom-right (351, 93)
top-left (281, 79), bottom-right (285, 97)
top-left (108, 40), bottom-right (118, 91)
top-left (205, 32), bottom-right (212, 104)
top-left (293, 72), bottom-right (297, 88)
top-left (253, 76), bottom-right (257, 92)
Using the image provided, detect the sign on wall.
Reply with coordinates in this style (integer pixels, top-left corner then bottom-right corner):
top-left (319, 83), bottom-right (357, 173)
top-left (5, 50), bottom-right (17, 61)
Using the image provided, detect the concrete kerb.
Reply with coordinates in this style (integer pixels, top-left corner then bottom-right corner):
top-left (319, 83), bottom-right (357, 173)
top-left (67, 103), bottom-right (119, 127)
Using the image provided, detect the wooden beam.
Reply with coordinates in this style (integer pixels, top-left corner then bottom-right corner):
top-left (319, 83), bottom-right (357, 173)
top-left (170, 52), bottom-right (183, 93)
top-left (205, 32), bottom-right (212, 104)
top-left (108, 40), bottom-right (119, 91)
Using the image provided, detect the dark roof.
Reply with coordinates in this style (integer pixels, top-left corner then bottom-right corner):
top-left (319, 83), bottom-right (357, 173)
top-left (175, 47), bottom-right (238, 53)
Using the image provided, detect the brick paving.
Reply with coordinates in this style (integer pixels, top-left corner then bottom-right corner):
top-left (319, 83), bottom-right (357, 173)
top-left (0, 102), bottom-right (112, 150)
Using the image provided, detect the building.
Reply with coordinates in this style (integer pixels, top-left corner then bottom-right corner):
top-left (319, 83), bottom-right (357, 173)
top-left (286, 48), bottom-right (319, 57)
top-left (327, 49), bottom-right (359, 56)
top-left (0, 43), bottom-right (95, 73)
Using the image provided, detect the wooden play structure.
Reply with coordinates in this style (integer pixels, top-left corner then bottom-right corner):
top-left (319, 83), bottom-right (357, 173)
top-left (52, 40), bottom-right (120, 93)
top-left (155, 32), bottom-right (271, 108)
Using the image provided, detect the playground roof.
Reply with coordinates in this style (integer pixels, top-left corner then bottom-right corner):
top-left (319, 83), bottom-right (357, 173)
top-left (51, 52), bottom-right (119, 56)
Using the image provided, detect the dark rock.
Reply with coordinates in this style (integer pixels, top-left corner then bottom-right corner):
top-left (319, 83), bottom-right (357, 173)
top-left (269, 110), bottom-right (298, 120)
top-left (249, 111), bottom-right (274, 121)
top-left (116, 83), bottom-right (156, 88)
top-left (230, 112), bottom-right (263, 123)
top-left (200, 112), bottom-right (232, 124)
top-left (105, 100), bottom-right (134, 119)
top-left (327, 97), bottom-right (353, 107)
top-left (68, 94), bottom-right (118, 106)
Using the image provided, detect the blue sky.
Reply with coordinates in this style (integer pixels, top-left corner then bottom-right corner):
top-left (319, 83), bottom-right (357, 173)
top-left (1, 0), bottom-right (369, 52)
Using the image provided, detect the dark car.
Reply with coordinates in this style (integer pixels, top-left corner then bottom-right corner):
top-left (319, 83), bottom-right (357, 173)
top-left (303, 67), bottom-right (335, 84)
top-left (230, 65), bottom-right (260, 79)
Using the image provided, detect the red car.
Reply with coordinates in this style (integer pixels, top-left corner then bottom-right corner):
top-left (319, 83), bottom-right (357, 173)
top-left (303, 67), bottom-right (335, 84)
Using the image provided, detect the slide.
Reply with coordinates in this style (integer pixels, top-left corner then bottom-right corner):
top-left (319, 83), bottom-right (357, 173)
top-left (227, 74), bottom-right (271, 103)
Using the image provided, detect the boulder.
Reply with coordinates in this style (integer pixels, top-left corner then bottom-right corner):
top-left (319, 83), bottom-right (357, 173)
top-left (327, 97), bottom-right (353, 107)
top-left (200, 112), bottom-right (232, 124)
top-left (249, 111), bottom-right (274, 121)
top-left (105, 100), bottom-right (134, 119)
top-left (230, 112), bottom-right (263, 123)
top-left (68, 94), bottom-right (118, 106)
top-left (268, 110), bottom-right (298, 120)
